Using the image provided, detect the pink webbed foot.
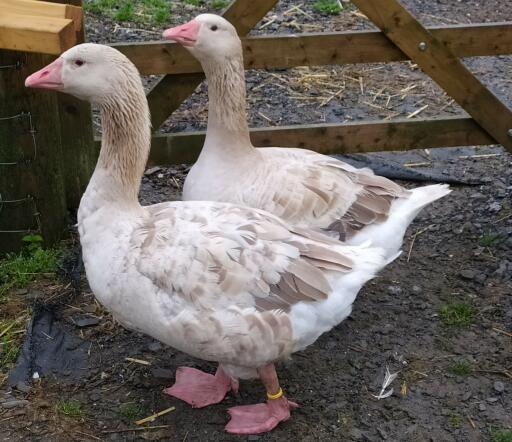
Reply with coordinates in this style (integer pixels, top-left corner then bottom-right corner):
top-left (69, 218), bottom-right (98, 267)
top-left (163, 366), bottom-right (238, 408)
top-left (225, 397), bottom-right (298, 434)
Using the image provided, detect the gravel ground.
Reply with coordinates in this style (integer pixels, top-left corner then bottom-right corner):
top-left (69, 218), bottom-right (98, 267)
top-left (1, 1), bottom-right (511, 441)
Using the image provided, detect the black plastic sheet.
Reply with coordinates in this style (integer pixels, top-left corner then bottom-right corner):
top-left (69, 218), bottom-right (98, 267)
top-left (8, 306), bottom-right (88, 386)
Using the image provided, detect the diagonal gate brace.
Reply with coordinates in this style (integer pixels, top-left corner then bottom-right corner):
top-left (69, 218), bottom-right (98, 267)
top-left (351, 0), bottom-right (512, 152)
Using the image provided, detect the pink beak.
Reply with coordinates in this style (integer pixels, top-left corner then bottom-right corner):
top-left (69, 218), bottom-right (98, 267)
top-left (25, 58), bottom-right (64, 90)
top-left (162, 19), bottom-right (200, 47)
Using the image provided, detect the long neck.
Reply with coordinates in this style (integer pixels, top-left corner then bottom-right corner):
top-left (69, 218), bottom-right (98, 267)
top-left (94, 75), bottom-right (151, 205)
top-left (202, 52), bottom-right (253, 154)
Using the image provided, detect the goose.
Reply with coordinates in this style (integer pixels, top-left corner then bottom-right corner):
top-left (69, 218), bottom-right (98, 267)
top-left (163, 14), bottom-right (451, 258)
top-left (25, 43), bottom-right (397, 435)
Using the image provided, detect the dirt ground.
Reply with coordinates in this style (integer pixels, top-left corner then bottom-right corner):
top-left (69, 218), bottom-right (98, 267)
top-left (1, 1), bottom-right (511, 441)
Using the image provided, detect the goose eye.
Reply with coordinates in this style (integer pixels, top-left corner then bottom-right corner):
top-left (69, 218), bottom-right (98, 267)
top-left (75, 59), bottom-right (85, 67)
top-left (211, 25), bottom-right (218, 31)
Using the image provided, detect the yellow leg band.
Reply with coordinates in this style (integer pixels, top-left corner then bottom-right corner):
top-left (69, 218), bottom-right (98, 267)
top-left (267, 387), bottom-right (284, 400)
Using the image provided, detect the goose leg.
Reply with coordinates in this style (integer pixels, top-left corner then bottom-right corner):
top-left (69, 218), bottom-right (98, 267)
top-left (164, 365), bottom-right (238, 408)
top-left (225, 364), bottom-right (298, 434)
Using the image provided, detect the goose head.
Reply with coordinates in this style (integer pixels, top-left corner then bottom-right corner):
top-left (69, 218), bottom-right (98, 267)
top-left (163, 14), bottom-right (242, 62)
top-left (25, 43), bottom-right (140, 103)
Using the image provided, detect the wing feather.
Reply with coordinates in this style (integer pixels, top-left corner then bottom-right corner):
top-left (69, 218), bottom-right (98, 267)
top-left (131, 201), bottom-right (355, 314)
top-left (256, 148), bottom-right (411, 240)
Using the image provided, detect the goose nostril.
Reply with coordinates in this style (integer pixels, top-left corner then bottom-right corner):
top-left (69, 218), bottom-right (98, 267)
top-left (40, 71), bottom-right (49, 77)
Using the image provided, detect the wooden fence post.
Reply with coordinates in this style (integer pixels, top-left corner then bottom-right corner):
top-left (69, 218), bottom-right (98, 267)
top-left (0, 0), bottom-right (93, 254)
top-left (0, 50), bottom-right (68, 254)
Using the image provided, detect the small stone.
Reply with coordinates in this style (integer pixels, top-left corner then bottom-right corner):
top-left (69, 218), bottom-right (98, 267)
top-left (361, 432), bottom-right (378, 442)
top-left (377, 427), bottom-right (388, 439)
top-left (148, 342), bottom-right (163, 352)
top-left (82, 304), bottom-right (97, 313)
top-left (494, 381), bottom-right (505, 393)
top-left (411, 285), bottom-right (422, 295)
top-left (144, 166), bottom-right (161, 176)
top-left (495, 261), bottom-right (511, 277)
top-left (89, 392), bottom-right (101, 402)
top-left (462, 222), bottom-right (473, 232)
top-left (350, 428), bottom-right (365, 440)
top-left (470, 192), bottom-right (486, 201)
top-left (462, 391), bottom-right (472, 401)
top-left (1, 400), bottom-right (29, 409)
top-left (489, 201), bottom-right (502, 212)
top-left (73, 316), bottom-right (100, 328)
top-left (15, 382), bottom-right (31, 394)
top-left (387, 285), bottom-right (402, 295)
top-left (14, 288), bottom-right (28, 295)
top-left (479, 403), bottom-right (487, 411)
top-left (157, 173), bottom-right (164, 179)
top-left (459, 269), bottom-right (475, 280)
top-left (487, 397), bottom-right (499, 403)
top-left (474, 273), bottom-right (487, 284)
top-left (151, 367), bottom-right (174, 379)
top-left (248, 436), bottom-right (260, 441)
top-left (405, 425), bottom-right (418, 435)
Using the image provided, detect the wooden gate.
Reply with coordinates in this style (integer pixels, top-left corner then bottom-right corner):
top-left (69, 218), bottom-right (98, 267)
top-left (110, 0), bottom-right (512, 165)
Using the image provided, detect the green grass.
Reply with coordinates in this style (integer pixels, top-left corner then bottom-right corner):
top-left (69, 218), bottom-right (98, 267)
top-left (57, 399), bottom-right (82, 417)
top-left (313, 0), bottom-right (342, 15)
top-left (183, 0), bottom-right (201, 6)
top-left (448, 413), bottom-right (463, 428)
top-left (84, 0), bottom-right (170, 25)
top-left (447, 361), bottom-right (472, 376)
top-left (0, 324), bottom-right (21, 369)
top-left (479, 232), bottom-right (504, 247)
top-left (119, 402), bottom-right (143, 420)
top-left (114, 0), bottom-right (135, 21)
top-left (210, 0), bottom-right (228, 9)
top-left (0, 236), bottom-right (61, 300)
top-left (492, 429), bottom-right (512, 442)
top-left (439, 302), bottom-right (476, 327)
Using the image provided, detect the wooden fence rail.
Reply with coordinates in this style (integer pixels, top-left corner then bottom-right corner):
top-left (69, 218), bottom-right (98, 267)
top-left (94, 116), bottom-right (494, 166)
top-left (114, 23), bottom-right (512, 76)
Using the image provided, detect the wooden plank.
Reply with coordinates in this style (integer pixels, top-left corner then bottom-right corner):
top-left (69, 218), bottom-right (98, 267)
top-left (93, 117), bottom-right (493, 166)
top-left (116, 23), bottom-right (512, 75)
top-left (0, 0), bottom-right (82, 31)
top-left (0, 12), bottom-right (75, 54)
top-left (351, 0), bottom-right (512, 152)
top-left (146, 0), bottom-right (278, 129)
top-left (222, 0), bottom-right (279, 35)
top-left (53, 0), bottom-right (81, 5)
